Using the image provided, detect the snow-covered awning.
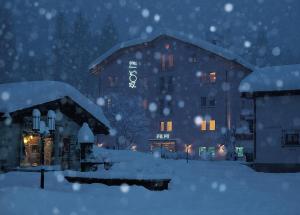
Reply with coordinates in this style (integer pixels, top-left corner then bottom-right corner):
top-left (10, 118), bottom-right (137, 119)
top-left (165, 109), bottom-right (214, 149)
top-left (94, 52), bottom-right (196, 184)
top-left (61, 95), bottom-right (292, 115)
top-left (89, 30), bottom-right (254, 72)
top-left (0, 81), bottom-right (110, 131)
top-left (239, 64), bottom-right (300, 94)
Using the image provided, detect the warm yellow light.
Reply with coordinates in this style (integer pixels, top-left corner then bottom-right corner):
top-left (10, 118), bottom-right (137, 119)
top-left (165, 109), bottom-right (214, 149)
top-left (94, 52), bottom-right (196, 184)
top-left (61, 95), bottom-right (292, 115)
top-left (167, 121), bottom-right (173, 132)
top-left (160, 122), bottom-right (165, 132)
top-left (201, 120), bottom-right (206, 131)
top-left (185, 144), bottom-right (192, 154)
top-left (210, 72), bottom-right (216, 82)
top-left (209, 120), bottom-right (216, 131)
top-left (30, 135), bottom-right (33, 140)
top-left (23, 137), bottom-right (28, 144)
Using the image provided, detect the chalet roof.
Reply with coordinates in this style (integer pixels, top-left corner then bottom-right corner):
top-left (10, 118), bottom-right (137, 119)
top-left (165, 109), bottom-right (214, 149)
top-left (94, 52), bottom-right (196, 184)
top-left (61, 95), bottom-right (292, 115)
top-left (0, 81), bottom-right (110, 129)
top-left (89, 30), bottom-right (255, 72)
top-left (239, 64), bottom-right (300, 94)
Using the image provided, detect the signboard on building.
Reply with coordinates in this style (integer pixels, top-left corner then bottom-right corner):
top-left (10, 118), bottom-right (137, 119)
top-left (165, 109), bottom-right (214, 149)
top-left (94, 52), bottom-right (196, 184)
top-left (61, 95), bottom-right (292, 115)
top-left (129, 61), bottom-right (138, 88)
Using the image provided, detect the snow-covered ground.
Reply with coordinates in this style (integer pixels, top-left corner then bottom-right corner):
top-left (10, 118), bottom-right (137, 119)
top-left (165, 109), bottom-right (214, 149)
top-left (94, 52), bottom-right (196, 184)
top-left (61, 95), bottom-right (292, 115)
top-left (1, 149), bottom-right (300, 215)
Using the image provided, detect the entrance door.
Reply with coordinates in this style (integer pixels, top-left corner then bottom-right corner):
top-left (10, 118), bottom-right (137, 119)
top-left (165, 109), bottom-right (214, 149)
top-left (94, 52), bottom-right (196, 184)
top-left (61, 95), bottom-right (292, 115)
top-left (61, 138), bottom-right (71, 169)
top-left (23, 135), bottom-right (41, 166)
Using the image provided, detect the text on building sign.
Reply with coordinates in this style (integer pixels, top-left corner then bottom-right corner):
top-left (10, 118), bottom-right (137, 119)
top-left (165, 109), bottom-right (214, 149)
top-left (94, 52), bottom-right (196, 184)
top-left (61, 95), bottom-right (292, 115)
top-left (129, 61), bottom-right (138, 88)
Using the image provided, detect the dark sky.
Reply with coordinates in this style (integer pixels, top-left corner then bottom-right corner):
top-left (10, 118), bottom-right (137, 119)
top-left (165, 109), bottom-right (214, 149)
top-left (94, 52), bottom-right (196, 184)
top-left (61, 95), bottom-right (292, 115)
top-left (9, 0), bottom-right (300, 66)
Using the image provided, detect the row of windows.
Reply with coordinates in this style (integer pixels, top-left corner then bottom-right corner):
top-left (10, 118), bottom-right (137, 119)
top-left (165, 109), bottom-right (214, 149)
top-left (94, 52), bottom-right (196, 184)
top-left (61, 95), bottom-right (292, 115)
top-left (160, 121), bottom-right (173, 132)
top-left (200, 72), bottom-right (216, 83)
top-left (201, 120), bottom-right (216, 131)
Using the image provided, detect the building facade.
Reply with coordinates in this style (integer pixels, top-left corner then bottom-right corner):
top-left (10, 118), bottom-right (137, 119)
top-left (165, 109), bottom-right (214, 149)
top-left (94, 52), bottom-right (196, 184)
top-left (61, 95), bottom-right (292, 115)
top-left (90, 32), bottom-right (254, 159)
top-left (240, 64), bottom-right (300, 170)
top-left (0, 81), bottom-right (110, 170)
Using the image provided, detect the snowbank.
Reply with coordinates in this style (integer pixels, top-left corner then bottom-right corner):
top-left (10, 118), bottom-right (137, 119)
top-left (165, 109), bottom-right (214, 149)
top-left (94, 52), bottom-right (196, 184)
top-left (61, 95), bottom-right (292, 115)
top-left (1, 160), bottom-right (300, 215)
top-left (65, 148), bottom-right (173, 180)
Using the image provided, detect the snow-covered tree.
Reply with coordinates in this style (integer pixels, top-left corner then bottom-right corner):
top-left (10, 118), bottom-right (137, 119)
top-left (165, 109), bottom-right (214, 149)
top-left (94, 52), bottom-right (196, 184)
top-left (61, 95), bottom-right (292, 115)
top-left (103, 93), bottom-right (150, 150)
top-left (96, 15), bottom-right (119, 54)
top-left (0, 2), bottom-right (16, 83)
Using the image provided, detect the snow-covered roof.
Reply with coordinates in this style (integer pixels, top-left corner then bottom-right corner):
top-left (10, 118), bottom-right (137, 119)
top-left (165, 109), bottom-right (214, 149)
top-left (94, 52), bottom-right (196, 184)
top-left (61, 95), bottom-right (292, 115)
top-left (78, 123), bottom-right (95, 143)
top-left (89, 30), bottom-right (255, 71)
top-left (0, 81), bottom-right (110, 129)
top-left (239, 64), bottom-right (300, 93)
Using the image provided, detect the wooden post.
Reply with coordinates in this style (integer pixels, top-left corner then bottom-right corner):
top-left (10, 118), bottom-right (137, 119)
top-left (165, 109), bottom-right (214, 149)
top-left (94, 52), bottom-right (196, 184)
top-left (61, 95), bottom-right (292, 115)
top-left (40, 136), bottom-right (45, 189)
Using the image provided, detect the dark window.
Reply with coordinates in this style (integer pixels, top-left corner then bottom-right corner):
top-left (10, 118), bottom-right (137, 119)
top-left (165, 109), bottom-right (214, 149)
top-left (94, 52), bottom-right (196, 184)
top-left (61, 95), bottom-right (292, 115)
top-left (208, 97), bottom-right (216, 107)
top-left (284, 132), bottom-right (299, 146)
top-left (161, 54), bottom-right (174, 71)
top-left (247, 119), bottom-right (254, 133)
top-left (159, 77), bottom-right (165, 93)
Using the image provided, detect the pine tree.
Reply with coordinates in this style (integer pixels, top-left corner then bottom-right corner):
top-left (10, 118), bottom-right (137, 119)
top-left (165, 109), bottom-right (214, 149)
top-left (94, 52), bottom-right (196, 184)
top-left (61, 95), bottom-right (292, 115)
top-left (52, 12), bottom-right (70, 82)
top-left (96, 15), bottom-right (119, 55)
top-left (0, 2), bottom-right (16, 83)
top-left (250, 29), bottom-right (269, 67)
top-left (69, 12), bottom-right (92, 93)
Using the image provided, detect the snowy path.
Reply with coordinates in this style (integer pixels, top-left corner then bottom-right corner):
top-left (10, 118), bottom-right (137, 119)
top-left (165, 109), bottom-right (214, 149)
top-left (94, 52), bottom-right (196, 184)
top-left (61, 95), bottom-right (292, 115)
top-left (1, 160), bottom-right (300, 215)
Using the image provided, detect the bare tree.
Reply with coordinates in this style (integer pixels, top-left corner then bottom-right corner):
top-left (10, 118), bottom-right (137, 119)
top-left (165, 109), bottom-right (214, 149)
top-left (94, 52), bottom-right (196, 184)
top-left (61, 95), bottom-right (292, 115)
top-left (103, 93), bottom-right (150, 150)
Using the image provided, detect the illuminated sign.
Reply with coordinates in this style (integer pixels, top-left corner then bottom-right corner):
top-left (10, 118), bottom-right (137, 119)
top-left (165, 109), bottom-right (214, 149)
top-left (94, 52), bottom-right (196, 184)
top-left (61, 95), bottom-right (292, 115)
top-left (156, 133), bottom-right (170, 139)
top-left (129, 61), bottom-right (138, 88)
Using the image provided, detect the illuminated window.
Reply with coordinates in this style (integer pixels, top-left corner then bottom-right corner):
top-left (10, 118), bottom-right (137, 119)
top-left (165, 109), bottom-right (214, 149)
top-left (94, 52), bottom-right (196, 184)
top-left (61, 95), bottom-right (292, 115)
top-left (209, 72), bottom-right (216, 83)
top-left (165, 43), bottom-right (170, 49)
top-left (209, 120), bottom-right (216, 131)
top-left (167, 121), bottom-right (173, 132)
top-left (160, 122), bottom-right (165, 132)
top-left (201, 120), bottom-right (206, 131)
top-left (235, 147), bottom-right (244, 158)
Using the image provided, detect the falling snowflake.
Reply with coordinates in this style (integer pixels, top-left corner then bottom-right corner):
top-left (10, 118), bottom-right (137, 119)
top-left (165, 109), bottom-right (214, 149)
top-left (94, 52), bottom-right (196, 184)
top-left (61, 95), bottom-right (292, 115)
top-left (194, 116), bottom-right (203, 126)
top-left (272, 47), bottom-right (281, 56)
top-left (148, 102), bottom-right (157, 112)
top-left (120, 183), bottom-right (130, 193)
top-left (224, 3), bottom-right (234, 13)
top-left (96, 97), bottom-right (105, 106)
top-left (244, 40), bottom-right (251, 48)
top-left (1, 91), bottom-right (10, 101)
top-left (154, 14), bottom-right (160, 22)
top-left (146, 25), bottom-right (153, 33)
top-left (141, 8), bottom-right (150, 18)
top-left (209, 26), bottom-right (216, 32)
top-left (115, 114), bottom-right (122, 121)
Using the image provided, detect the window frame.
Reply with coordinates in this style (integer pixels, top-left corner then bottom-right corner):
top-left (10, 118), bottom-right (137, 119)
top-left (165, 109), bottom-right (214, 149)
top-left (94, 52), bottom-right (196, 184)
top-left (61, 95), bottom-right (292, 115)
top-left (282, 129), bottom-right (300, 147)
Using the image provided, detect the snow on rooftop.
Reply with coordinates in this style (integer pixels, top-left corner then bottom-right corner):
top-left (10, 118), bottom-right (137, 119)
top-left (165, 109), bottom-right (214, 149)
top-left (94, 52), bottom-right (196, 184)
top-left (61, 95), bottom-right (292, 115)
top-left (0, 81), bottom-right (110, 128)
top-left (239, 64), bottom-right (300, 93)
top-left (89, 30), bottom-right (254, 71)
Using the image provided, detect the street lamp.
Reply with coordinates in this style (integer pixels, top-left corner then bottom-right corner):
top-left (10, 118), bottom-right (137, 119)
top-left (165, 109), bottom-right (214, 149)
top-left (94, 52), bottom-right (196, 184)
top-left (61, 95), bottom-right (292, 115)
top-left (32, 109), bottom-right (56, 189)
top-left (185, 144), bottom-right (192, 163)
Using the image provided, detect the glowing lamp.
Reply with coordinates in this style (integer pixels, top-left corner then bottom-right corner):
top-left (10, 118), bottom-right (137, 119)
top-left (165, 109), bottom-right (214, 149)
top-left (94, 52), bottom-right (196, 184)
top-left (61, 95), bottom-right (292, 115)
top-left (32, 109), bottom-right (41, 131)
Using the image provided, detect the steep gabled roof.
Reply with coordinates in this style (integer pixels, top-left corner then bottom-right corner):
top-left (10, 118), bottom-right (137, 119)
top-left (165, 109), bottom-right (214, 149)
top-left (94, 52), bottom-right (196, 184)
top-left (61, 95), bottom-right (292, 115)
top-left (239, 64), bottom-right (300, 94)
top-left (89, 30), bottom-right (255, 72)
top-left (0, 81), bottom-right (110, 130)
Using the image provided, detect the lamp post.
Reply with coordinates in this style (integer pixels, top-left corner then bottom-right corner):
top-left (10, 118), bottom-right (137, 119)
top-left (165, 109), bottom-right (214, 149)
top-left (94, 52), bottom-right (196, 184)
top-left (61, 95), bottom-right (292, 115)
top-left (186, 144), bottom-right (191, 163)
top-left (32, 109), bottom-right (56, 189)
